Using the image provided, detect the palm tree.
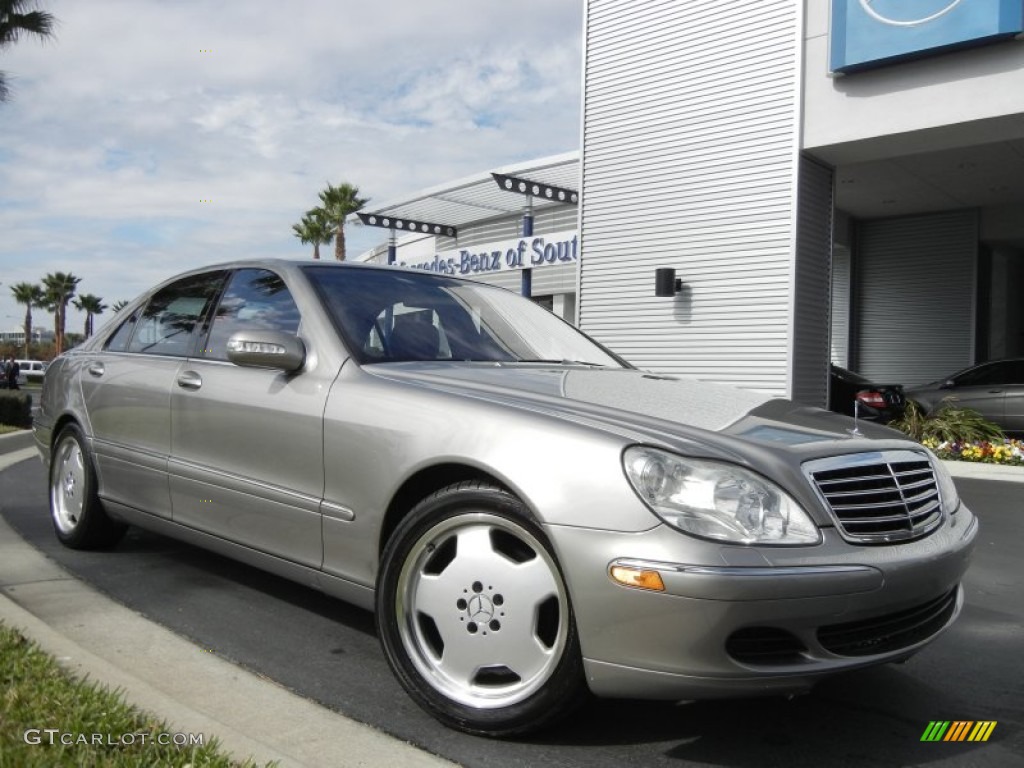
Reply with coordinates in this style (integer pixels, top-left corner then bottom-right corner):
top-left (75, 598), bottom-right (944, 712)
top-left (10, 281), bottom-right (44, 357)
top-left (317, 182), bottom-right (368, 262)
top-left (1, 1), bottom-right (57, 102)
top-left (41, 271), bottom-right (80, 355)
top-left (291, 207), bottom-right (334, 260)
top-left (73, 293), bottom-right (107, 338)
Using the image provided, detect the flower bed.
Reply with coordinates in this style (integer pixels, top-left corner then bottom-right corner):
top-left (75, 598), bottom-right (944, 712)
top-left (923, 438), bottom-right (1024, 466)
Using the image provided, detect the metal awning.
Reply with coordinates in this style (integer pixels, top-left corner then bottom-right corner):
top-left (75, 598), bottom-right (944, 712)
top-left (348, 151), bottom-right (580, 230)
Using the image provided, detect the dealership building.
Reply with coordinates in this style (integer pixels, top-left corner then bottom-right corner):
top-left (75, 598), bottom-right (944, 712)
top-left (355, 0), bottom-right (1024, 407)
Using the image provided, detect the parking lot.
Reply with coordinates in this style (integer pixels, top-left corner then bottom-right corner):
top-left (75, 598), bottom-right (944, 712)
top-left (1, 453), bottom-right (1022, 767)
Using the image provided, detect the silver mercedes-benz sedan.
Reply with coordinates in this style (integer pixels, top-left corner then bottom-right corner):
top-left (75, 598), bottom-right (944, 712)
top-left (34, 259), bottom-right (977, 736)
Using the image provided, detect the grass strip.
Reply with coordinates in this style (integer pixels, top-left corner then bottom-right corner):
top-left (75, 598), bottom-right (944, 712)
top-left (0, 621), bottom-right (272, 767)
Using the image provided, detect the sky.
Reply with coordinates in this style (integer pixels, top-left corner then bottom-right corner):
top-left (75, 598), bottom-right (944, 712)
top-left (0, 0), bottom-right (583, 339)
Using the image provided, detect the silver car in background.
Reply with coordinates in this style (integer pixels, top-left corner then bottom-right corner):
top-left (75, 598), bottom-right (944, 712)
top-left (34, 260), bottom-right (977, 736)
top-left (906, 358), bottom-right (1024, 436)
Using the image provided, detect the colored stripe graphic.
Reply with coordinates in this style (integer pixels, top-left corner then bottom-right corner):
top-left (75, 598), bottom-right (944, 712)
top-left (968, 722), bottom-right (997, 742)
top-left (945, 721), bottom-right (973, 741)
top-left (921, 721), bottom-right (950, 741)
top-left (920, 721), bottom-right (997, 742)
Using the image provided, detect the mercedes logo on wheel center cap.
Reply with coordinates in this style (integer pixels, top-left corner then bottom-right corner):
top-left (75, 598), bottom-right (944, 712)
top-left (858, 0), bottom-right (964, 27)
top-left (467, 594), bottom-right (494, 622)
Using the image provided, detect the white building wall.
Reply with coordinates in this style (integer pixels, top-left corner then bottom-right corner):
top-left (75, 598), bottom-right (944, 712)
top-left (579, 0), bottom-right (804, 395)
top-left (440, 205), bottom-right (578, 250)
top-left (803, 1), bottom-right (1024, 158)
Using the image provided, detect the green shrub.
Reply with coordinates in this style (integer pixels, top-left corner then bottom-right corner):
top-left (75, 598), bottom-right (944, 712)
top-left (0, 390), bottom-right (33, 428)
top-left (890, 398), bottom-right (1004, 444)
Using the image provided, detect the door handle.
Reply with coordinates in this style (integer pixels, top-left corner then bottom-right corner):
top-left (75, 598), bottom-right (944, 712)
top-left (87, 362), bottom-right (105, 377)
top-left (987, 389), bottom-right (1004, 394)
top-left (176, 370), bottom-right (203, 390)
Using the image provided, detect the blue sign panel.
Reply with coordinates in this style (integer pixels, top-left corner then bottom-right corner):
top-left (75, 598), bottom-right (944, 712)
top-left (831, 0), bottom-right (1024, 74)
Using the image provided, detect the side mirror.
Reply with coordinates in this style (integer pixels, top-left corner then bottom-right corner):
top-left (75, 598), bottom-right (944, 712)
top-left (226, 330), bottom-right (305, 372)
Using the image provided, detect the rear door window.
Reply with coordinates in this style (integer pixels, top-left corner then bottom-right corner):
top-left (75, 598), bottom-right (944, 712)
top-left (125, 272), bottom-right (227, 357)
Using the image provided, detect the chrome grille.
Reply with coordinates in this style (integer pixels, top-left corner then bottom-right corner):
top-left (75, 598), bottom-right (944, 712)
top-left (805, 451), bottom-right (943, 543)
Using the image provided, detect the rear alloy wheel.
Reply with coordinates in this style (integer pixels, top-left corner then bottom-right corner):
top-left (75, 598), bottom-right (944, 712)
top-left (376, 482), bottom-right (585, 736)
top-left (50, 424), bottom-right (125, 550)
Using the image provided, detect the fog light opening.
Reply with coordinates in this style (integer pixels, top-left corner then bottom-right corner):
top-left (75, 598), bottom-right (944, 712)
top-left (609, 565), bottom-right (665, 592)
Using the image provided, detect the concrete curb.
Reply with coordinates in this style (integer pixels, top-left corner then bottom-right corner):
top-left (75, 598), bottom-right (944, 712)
top-left (0, 428), bottom-right (34, 453)
top-left (0, 450), bottom-right (456, 768)
top-left (943, 459), bottom-right (1024, 484)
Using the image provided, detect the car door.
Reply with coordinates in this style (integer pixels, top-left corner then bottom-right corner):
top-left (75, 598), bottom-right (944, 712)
top-left (1001, 360), bottom-right (1024, 432)
top-left (168, 268), bottom-right (329, 568)
top-left (79, 270), bottom-right (227, 518)
top-left (947, 362), bottom-right (1009, 426)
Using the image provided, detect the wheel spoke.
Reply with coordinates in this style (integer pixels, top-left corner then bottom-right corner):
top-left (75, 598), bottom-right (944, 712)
top-left (437, 627), bottom-right (488, 686)
top-left (411, 572), bottom-right (455, 621)
top-left (508, 554), bottom-right (559, 605)
top-left (490, 625), bottom-right (553, 683)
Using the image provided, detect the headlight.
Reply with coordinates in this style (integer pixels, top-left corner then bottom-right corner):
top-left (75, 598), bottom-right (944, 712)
top-left (927, 448), bottom-right (961, 515)
top-left (623, 446), bottom-right (821, 545)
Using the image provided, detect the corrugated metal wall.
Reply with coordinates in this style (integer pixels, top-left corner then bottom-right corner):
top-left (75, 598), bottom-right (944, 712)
top-left (579, 0), bottom-right (802, 394)
top-left (830, 244), bottom-right (851, 368)
top-left (855, 211), bottom-right (977, 385)
top-left (790, 158), bottom-right (833, 406)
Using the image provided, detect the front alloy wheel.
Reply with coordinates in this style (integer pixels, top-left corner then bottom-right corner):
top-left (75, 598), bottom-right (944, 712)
top-left (376, 482), bottom-right (585, 736)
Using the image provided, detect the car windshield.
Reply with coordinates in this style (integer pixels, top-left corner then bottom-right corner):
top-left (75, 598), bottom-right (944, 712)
top-left (304, 266), bottom-right (628, 368)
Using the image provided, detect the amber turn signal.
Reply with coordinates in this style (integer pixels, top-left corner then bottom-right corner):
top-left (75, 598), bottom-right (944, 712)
top-left (609, 565), bottom-right (665, 592)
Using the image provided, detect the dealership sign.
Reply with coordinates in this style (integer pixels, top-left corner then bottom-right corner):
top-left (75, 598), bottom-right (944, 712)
top-left (402, 230), bottom-right (578, 277)
top-left (830, 0), bottom-right (1024, 74)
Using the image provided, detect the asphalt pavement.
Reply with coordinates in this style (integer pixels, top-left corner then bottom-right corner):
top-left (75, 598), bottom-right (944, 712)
top-left (2, 428), bottom-right (1023, 768)
top-left (0, 430), bottom-right (457, 768)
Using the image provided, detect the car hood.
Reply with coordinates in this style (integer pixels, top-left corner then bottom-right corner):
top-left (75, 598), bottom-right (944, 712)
top-left (364, 363), bottom-right (905, 459)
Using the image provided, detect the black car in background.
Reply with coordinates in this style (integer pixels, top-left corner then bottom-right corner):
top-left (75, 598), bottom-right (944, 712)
top-left (829, 365), bottom-right (906, 423)
top-left (906, 358), bottom-right (1024, 436)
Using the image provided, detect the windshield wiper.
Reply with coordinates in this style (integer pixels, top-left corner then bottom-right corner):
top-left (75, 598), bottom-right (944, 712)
top-left (513, 359), bottom-right (609, 368)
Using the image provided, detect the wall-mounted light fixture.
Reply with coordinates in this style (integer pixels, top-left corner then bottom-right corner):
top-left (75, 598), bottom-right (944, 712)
top-left (654, 268), bottom-right (683, 297)
top-left (356, 212), bottom-right (457, 238)
top-left (490, 173), bottom-right (579, 204)
top-left (356, 213), bottom-right (457, 265)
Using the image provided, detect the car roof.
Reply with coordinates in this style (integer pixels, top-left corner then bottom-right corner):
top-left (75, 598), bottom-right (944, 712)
top-left (152, 258), bottom-right (473, 287)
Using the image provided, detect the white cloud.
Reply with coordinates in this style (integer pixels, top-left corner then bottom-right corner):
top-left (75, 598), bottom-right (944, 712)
top-left (1, 0), bottom-right (582, 334)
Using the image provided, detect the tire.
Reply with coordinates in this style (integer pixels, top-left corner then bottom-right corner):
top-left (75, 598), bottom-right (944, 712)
top-left (376, 481), bottom-right (587, 736)
top-left (49, 424), bottom-right (126, 550)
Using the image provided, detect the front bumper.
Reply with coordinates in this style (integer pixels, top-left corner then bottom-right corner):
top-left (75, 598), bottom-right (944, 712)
top-left (548, 505), bottom-right (977, 700)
